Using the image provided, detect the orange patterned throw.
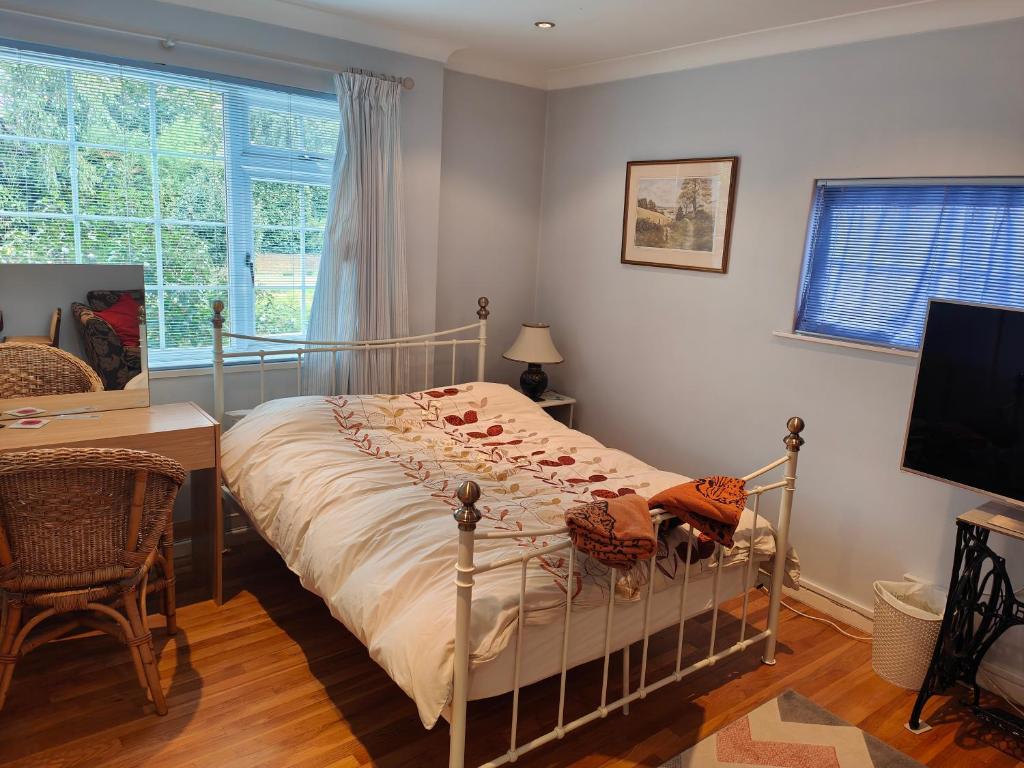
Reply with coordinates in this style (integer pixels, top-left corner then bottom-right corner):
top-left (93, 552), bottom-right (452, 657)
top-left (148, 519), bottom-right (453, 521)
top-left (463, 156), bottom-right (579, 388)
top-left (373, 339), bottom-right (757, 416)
top-left (564, 494), bottom-right (656, 567)
top-left (648, 475), bottom-right (748, 548)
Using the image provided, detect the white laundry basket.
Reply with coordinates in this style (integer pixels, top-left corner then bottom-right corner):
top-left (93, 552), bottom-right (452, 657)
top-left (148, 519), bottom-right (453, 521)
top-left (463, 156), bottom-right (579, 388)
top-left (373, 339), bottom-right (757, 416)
top-left (871, 580), bottom-right (945, 691)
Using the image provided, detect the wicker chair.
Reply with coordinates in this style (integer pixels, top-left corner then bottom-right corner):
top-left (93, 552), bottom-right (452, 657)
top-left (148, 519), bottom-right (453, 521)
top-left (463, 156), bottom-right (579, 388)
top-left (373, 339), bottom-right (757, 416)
top-left (0, 342), bottom-right (103, 397)
top-left (0, 448), bottom-right (185, 715)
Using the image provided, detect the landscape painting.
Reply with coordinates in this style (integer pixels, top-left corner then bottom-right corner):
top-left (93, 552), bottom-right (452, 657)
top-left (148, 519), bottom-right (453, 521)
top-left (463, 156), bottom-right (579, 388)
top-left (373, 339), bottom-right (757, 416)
top-left (634, 176), bottom-right (719, 252)
top-left (621, 157), bottom-right (738, 273)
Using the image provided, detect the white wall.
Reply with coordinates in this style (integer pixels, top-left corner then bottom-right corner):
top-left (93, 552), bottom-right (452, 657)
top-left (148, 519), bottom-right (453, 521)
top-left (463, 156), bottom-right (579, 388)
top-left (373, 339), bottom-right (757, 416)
top-left (535, 21), bottom-right (1024, 669)
top-left (436, 70), bottom-right (548, 386)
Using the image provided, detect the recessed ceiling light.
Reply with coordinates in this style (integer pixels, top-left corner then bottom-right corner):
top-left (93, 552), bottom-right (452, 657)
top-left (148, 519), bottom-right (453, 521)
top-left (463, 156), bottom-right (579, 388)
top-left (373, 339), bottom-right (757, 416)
top-left (534, 21), bottom-right (556, 29)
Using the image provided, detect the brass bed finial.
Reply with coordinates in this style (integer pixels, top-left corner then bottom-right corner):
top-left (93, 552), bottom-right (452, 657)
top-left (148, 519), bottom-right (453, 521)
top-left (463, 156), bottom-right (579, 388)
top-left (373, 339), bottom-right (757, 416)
top-left (454, 480), bottom-right (482, 531)
top-left (784, 416), bottom-right (805, 452)
top-left (212, 300), bottom-right (224, 329)
top-left (477, 297), bottom-right (490, 320)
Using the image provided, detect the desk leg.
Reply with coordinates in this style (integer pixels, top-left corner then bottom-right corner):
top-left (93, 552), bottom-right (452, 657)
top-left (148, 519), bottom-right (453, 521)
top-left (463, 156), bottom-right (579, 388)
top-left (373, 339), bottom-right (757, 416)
top-left (908, 523), bottom-right (969, 732)
top-left (190, 466), bottom-right (224, 605)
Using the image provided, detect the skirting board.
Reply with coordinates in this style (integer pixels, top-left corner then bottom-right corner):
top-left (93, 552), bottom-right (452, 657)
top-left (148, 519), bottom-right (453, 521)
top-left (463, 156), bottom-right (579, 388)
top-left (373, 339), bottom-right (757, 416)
top-left (172, 507), bottom-right (256, 559)
top-left (785, 578), bottom-right (1024, 708)
top-left (783, 576), bottom-right (874, 635)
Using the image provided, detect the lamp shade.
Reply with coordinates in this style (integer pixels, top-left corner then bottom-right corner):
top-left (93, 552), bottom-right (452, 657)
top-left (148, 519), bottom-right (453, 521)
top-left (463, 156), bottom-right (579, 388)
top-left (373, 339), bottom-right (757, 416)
top-left (503, 323), bottom-right (563, 364)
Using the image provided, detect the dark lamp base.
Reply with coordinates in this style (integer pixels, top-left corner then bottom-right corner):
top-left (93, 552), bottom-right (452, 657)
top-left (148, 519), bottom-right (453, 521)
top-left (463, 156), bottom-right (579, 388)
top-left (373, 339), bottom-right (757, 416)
top-left (519, 363), bottom-right (547, 401)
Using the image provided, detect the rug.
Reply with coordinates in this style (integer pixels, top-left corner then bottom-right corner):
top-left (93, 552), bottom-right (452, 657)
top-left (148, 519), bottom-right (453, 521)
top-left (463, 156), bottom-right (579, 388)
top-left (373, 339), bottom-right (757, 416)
top-left (660, 690), bottom-right (925, 768)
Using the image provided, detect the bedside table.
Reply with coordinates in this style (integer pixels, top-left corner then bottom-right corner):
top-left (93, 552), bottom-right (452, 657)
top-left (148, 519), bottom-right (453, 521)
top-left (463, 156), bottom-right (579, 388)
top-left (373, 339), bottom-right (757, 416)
top-left (537, 390), bottom-right (575, 428)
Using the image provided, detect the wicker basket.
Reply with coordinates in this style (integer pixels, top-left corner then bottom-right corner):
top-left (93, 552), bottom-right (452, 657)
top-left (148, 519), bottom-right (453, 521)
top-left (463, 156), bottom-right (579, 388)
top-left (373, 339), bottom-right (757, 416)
top-left (871, 580), bottom-right (945, 691)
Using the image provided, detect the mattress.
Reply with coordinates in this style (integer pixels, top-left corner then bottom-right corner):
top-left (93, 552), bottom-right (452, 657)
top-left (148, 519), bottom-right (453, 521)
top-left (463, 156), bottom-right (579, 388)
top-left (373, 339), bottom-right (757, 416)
top-left (467, 556), bottom-right (760, 701)
top-left (221, 382), bottom-right (797, 728)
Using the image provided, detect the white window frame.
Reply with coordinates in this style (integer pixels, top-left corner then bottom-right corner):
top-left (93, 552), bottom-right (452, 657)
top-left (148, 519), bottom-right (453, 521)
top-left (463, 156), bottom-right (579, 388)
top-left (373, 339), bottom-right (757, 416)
top-left (0, 42), bottom-right (339, 370)
top-left (229, 89), bottom-right (336, 341)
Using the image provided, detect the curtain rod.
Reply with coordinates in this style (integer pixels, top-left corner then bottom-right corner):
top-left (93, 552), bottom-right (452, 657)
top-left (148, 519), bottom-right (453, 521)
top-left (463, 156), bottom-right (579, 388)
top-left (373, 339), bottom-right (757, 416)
top-left (1, 5), bottom-right (415, 90)
top-left (346, 67), bottom-right (415, 91)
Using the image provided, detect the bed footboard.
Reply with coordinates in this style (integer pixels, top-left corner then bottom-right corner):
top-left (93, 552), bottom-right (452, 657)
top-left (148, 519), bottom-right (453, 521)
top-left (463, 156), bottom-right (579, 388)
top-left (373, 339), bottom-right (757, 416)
top-left (448, 417), bottom-right (805, 768)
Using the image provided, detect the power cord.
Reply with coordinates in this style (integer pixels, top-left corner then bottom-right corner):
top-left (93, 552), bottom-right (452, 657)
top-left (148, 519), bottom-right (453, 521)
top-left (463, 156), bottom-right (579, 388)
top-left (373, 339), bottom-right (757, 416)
top-left (757, 585), bottom-right (872, 642)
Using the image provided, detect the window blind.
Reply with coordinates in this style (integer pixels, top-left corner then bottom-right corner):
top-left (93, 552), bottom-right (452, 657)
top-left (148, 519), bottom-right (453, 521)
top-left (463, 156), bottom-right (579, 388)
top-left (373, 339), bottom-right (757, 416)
top-left (0, 42), bottom-right (340, 368)
top-left (795, 179), bottom-right (1024, 350)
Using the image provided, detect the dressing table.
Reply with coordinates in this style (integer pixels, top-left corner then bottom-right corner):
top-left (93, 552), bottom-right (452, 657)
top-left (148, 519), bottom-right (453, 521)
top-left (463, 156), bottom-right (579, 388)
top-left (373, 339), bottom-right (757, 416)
top-left (0, 402), bottom-right (224, 604)
top-left (0, 265), bottom-right (224, 603)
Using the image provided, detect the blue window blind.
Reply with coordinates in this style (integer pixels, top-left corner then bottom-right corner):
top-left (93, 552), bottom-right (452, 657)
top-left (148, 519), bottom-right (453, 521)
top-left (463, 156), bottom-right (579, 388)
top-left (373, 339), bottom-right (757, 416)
top-left (0, 42), bottom-right (340, 368)
top-left (795, 179), bottom-right (1024, 350)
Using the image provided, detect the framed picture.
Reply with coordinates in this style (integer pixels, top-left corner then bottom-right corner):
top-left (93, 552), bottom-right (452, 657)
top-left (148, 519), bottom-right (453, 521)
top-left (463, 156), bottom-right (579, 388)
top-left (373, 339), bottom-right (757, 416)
top-left (621, 156), bottom-right (738, 273)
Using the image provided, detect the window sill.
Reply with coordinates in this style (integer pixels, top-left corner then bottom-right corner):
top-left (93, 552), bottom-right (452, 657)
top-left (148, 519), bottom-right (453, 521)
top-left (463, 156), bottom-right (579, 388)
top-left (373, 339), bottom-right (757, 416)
top-left (772, 330), bottom-right (919, 359)
top-left (149, 359), bottom-right (299, 379)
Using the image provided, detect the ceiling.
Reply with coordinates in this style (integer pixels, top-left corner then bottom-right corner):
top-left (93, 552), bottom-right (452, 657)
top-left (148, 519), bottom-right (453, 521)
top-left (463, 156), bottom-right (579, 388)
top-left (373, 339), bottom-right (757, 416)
top-left (157, 0), bottom-right (1024, 88)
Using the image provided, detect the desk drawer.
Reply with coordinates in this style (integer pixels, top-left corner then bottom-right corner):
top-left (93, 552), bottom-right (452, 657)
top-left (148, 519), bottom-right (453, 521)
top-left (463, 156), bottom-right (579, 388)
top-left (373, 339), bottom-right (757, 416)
top-left (8, 426), bottom-right (218, 471)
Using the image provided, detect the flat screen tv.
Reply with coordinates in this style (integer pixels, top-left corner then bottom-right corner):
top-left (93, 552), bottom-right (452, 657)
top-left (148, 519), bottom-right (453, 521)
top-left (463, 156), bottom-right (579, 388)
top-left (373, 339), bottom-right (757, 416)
top-left (902, 300), bottom-right (1024, 507)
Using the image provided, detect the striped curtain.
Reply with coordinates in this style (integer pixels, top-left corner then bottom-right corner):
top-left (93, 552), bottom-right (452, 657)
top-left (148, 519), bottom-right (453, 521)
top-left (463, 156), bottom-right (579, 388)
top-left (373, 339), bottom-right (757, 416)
top-left (304, 72), bottom-right (409, 395)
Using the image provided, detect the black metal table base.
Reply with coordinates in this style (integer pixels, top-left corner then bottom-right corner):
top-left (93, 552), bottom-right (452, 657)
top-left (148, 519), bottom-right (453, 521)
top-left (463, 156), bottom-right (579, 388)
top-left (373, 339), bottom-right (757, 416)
top-left (908, 520), bottom-right (1024, 736)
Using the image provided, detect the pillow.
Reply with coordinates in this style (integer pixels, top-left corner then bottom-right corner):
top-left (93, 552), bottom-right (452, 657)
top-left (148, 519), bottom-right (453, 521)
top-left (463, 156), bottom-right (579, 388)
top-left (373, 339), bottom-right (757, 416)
top-left (94, 293), bottom-right (141, 347)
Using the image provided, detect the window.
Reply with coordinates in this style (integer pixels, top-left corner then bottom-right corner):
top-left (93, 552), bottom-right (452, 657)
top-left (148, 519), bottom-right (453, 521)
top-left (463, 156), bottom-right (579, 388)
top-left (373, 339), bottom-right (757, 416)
top-left (0, 43), bottom-right (339, 368)
top-left (795, 179), bottom-right (1024, 350)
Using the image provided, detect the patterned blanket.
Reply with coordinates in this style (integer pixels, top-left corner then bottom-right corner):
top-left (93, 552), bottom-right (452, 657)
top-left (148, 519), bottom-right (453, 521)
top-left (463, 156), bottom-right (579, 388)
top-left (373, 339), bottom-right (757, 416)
top-left (221, 383), bottom-right (797, 728)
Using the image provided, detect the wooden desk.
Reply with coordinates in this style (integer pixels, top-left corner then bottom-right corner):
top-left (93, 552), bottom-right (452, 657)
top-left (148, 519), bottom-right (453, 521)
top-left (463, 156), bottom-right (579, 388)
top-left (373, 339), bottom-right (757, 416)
top-left (0, 402), bottom-right (224, 604)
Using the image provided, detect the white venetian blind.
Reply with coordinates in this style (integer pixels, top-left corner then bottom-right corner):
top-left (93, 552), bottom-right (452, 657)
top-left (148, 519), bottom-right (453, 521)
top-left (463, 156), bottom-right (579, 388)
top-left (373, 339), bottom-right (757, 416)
top-left (0, 42), bottom-right (340, 367)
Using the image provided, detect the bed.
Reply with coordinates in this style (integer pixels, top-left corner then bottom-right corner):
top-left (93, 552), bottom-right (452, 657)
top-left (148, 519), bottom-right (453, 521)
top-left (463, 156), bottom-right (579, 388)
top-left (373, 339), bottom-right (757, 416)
top-left (210, 298), bottom-right (806, 768)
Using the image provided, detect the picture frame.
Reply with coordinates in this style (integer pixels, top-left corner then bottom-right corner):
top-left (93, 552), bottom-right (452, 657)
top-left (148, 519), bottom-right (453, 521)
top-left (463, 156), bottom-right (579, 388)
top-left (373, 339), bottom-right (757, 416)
top-left (621, 156), bottom-right (739, 273)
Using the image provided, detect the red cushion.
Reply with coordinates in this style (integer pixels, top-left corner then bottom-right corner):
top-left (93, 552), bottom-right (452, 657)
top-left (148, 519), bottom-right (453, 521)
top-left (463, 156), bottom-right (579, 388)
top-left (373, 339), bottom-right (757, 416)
top-left (94, 293), bottom-right (141, 347)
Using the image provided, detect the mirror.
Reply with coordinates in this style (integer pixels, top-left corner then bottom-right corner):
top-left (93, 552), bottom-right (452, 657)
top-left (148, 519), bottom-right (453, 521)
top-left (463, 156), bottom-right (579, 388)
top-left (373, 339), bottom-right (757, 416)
top-left (0, 264), bottom-right (149, 421)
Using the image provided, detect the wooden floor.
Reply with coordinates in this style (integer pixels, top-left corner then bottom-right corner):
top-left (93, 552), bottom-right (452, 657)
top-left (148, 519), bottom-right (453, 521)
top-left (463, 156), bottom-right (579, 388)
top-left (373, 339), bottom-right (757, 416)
top-left (0, 541), bottom-right (1020, 768)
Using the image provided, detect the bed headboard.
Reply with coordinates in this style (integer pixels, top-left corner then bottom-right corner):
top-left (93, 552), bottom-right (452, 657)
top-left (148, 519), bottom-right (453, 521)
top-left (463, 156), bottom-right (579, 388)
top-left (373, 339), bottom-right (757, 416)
top-left (210, 297), bottom-right (490, 423)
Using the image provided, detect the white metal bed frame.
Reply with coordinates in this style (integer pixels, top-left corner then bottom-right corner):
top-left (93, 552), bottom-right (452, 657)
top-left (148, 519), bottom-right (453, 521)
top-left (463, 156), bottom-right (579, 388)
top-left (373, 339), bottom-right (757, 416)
top-left (210, 297), bottom-right (490, 423)
top-left (209, 296), bottom-right (805, 768)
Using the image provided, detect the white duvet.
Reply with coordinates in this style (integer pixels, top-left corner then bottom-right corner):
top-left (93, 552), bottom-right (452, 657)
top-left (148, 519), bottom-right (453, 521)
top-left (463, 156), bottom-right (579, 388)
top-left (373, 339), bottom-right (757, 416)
top-left (221, 383), bottom-right (797, 728)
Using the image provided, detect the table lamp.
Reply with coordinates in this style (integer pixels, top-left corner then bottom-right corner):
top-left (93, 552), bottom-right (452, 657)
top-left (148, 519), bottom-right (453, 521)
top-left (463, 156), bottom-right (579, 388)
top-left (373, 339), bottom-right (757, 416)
top-left (503, 323), bottom-right (563, 400)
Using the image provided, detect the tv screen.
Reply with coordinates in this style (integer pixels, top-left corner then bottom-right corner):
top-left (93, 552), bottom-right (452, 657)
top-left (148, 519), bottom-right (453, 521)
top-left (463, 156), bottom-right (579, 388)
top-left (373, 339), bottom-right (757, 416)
top-left (902, 300), bottom-right (1024, 505)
